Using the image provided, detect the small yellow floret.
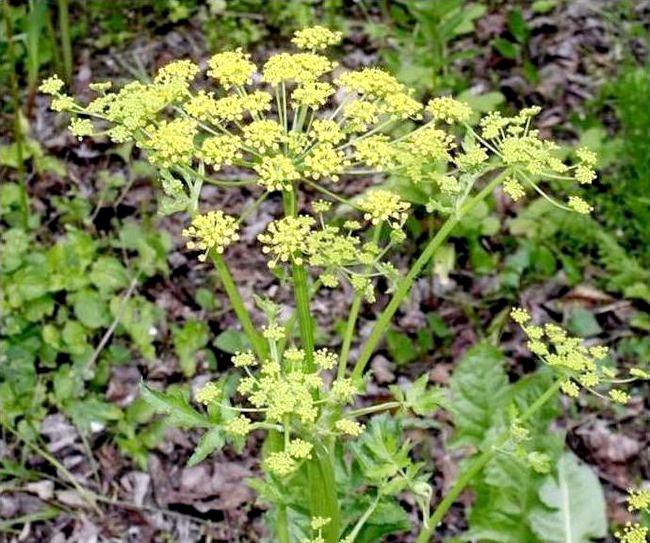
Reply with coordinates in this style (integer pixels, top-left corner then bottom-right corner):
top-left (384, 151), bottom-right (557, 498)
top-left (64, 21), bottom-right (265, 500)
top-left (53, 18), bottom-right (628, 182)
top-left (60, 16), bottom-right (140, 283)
top-left (359, 190), bottom-right (410, 229)
top-left (609, 389), bottom-right (630, 405)
top-left (40, 75), bottom-right (65, 95)
top-left (182, 210), bottom-right (240, 261)
top-left (568, 196), bottom-right (593, 214)
top-left (287, 438), bottom-right (313, 459)
top-left (207, 49), bottom-right (256, 88)
top-left (335, 419), bottom-right (365, 437)
top-left (232, 351), bottom-right (257, 368)
top-left (226, 415), bottom-right (253, 436)
top-left (195, 382), bottom-right (220, 405)
top-left (254, 154), bottom-right (300, 192)
top-left (627, 488), bottom-right (650, 512)
top-left (258, 215), bottom-right (315, 267)
top-left (427, 96), bottom-right (473, 123)
top-left (292, 26), bottom-right (342, 50)
top-left (200, 134), bottom-right (243, 170)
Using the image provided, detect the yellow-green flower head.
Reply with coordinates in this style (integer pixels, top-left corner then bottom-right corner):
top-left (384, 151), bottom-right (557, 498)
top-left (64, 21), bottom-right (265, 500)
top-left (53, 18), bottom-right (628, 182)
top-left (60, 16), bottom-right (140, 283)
top-left (575, 164), bottom-right (596, 184)
top-left (291, 81), bottom-right (335, 109)
top-left (309, 119), bottom-right (345, 145)
top-left (284, 347), bottom-right (306, 364)
top-left (354, 135), bottom-right (396, 171)
top-left (568, 195), bottom-right (593, 214)
top-left (382, 91), bottom-right (423, 120)
top-left (254, 154), bottom-right (300, 192)
top-left (286, 438), bottom-right (313, 459)
top-left (213, 95), bottom-right (247, 122)
top-left (243, 120), bottom-right (286, 153)
top-left (510, 307), bottom-right (531, 325)
top-left (403, 126), bottom-right (455, 161)
top-left (335, 68), bottom-right (403, 99)
top-left (153, 59), bottom-right (200, 98)
top-left (262, 322), bottom-right (286, 341)
top-left (503, 176), bottom-right (526, 201)
top-left (89, 81), bottom-right (112, 93)
top-left (207, 48), bottom-right (256, 88)
top-left (51, 94), bottom-right (76, 112)
top-left (145, 118), bottom-right (197, 167)
top-left (616, 523), bottom-right (648, 543)
top-left (182, 210), bottom-right (240, 261)
top-left (195, 381), bottom-right (220, 405)
top-left (232, 350), bottom-right (257, 368)
top-left (39, 75), bottom-right (65, 95)
top-left (68, 118), bottom-right (94, 140)
top-left (608, 389), bottom-right (630, 405)
top-left (265, 451), bottom-right (297, 476)
top-left (335, 419), bottom-right (365, 437)
top-left (561, 379), bottom-right (580, 398)
top-left (200, 134), bottom-right (243, 170)
top-left (292, 26), bottom-right (343, 51)
top-left (304, 144), bottom-right (349, 182)
top-left (454, 145), bottom-right (488, 172)
top-left (433, 173), bottom-right (461, 194)
top-left (331, 378), bottom-right (358, 404)
top-left (576, 147), bottom-right (597, 166)
top-left (242, 90), bottom-right (273, 115)
top-left (314, 348), bottom-right (338, 370)
top-left (226, 415), bottom-right (253, 436)
top-left (258, 215), bottom-right (315, 267)
top-left (627, 488), bottom-right (650, 512)
top-left (427, 96), bottom-right (472, 124)
top-left (359, 189), bottom-right (410, 229)
top-left (183, 90), bottom-right (220, 121)
top-left (104, 81), bottom-right (169, 132)
top-left (262, 52), bottom-right (335, 85)
top-left (343, 100), bottom-right (380, 132)
top-left (310, 516), bottom-right (331, 531)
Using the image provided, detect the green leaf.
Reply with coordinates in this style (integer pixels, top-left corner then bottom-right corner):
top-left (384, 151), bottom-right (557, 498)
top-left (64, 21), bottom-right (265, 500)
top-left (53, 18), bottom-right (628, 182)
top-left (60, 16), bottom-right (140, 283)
top-left (386, 330), bottom-right (419, 365)
top-left (493, 38), bottom-right (519, 59)
top-left (213, 328), bottom-right (249, 354)
top-left (507, 8), bottom-right (530, 44)
top-left (530, 452), bottom-right (607, 543)
top-left (71, 289), bottom-right (110, 329)
top-left (140, 383), bottom-right (208, 428)
top-left (188, 427), bottom-right (226, 466)
top-left (450, 343), bottom-right (509, 447)
top-left (403, 375), bottom-right (444, 416)
top-left (173, 320), bottom-right (210, 376)
top-left (356, 499), bottom-right (410, 543)
top-left (567, 308), bottom-right (602, 337)
top-left (89, 257), bottom-right (130, 292)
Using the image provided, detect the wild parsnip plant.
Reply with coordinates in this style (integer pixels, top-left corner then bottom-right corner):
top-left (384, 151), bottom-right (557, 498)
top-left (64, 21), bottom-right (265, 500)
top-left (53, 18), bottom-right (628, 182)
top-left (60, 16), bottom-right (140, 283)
top-left (42, 26), bottom-right (646, 543)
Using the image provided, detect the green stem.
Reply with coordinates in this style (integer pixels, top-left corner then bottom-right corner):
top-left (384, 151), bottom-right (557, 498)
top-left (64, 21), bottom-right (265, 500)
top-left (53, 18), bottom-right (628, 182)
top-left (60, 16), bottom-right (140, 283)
top-left (282, 190), bottom-right (316, 370)
top-left (210, 252), bottom-right (267, 360)
top-left (276, 506), bottom-right (290, 543)
top-left (338, 293), bottom-right (362, 379)
top-left (338, 226), bottom-right (382, 379)
top-left (351, 170), bottom-right (506, 381)
top-left (56, 0), bottom-right (72, 82)
top-left (414, 379), bottom-right (563, 543)
top-left (2, 1), bottom-right (29, 229)
top-left (346, 401), bottom-right (400, 418)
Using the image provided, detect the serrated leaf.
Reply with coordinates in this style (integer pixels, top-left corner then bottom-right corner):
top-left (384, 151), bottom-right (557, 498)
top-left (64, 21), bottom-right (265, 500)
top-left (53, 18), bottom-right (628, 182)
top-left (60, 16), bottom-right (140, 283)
top-left (404, 375), bottom-right (444, 416)
top-left (450, 343), bottom-right (509, 447)
top-left (188, 427), bottom-right (225, 466)
top-left (140, 384), bottom-right (208, 428)
top-left (530, 453), bottom-right (607, 543)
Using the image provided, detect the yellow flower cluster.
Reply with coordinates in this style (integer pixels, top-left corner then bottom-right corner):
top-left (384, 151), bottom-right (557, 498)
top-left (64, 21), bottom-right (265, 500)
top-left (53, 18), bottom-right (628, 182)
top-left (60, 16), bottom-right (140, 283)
top-left (359, 190), bottom-right (410, 229)
top-left (207, 49), bottom-right (256, 88)
top-left (511, 308), bottom-right (642, 402)
top-left (225, 415), bottom-right (253, 436)
top-left (243, 120), bottom-right (285, 152)
top-left (258, 215), bottom-right (315, 267)
top-left (335, 419), bottom-right (365, 437)
top-left (304, 144), bottom-right (349, 181)
top-left (262, 52), bottom-right (335, 85)
top-left (309, 119), bottom-right (345, 145)
top-left (200, 134), bottom-right (243, 169)
top-left (195, 381), bottom-right (220, 405)
top-left (427, 96), bottom-right (473, 124)
top-left (182, 210), bottom-right (240, 261)
top-left (145, 118), bottom-right (197, 167)
top-left (154, 60), bottom-right (200, 99)
top-left (616, 523), bottom-right (648, 543)
top-left (39, 75), bottom-right (65, 95)
top-left (292, 25), bottom-right (342, 50)
top-left (354, 135), bottom-right (396, 170)
top-left (627, 488), bottom-right (650, 512)
top-left (254, 154), bottom-right (300, 192)
top-left (69, 118), bottom-right (94, 139)
top-left (291, 81), bottom-right (335, 109)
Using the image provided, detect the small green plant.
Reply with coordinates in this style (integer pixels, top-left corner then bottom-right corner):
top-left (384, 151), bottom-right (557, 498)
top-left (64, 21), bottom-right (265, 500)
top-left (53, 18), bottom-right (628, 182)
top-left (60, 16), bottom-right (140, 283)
top-left (41, 26), bottom-right (645, 543)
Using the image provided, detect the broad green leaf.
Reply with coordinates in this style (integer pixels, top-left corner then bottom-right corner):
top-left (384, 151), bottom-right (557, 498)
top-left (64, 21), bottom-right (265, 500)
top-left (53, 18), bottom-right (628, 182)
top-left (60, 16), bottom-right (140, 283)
top-left (173, 320), bottom-right (210, 377)
top-left (71, 289), bottom-right (111, 329)
top-left (403, 375), bottom-right (444, 416)
top-left (530, 453), bottom-right (607, 543)
top-left (386, 330), bottom-right (419, 365)
top-left (140, 383), bottom-right (208, 428)
top-left (188, 427), bottom-right (225, 466)
top-left (214, 328), bottom-right (249, 354)
top-left (449, 343), bottom-right (509, 447)
top-left (567, 308), bottom-right (602, 337)
top-left (89, 257), bottom-right (130, 292)
top-left (356, 499), bottom-right (411, 543)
